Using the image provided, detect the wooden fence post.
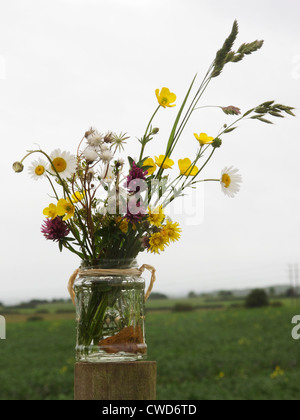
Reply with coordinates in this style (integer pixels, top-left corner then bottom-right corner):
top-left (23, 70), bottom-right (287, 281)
top-left (74, 361), bottom-right (157, 400)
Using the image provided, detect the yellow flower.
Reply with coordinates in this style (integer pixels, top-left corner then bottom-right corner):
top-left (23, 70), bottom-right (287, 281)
top-left (178, 158), bottom-right (198, 177)
top-left (57, 198), bottom-right (75, 221)
top-left (43, 203), bottom-right (58, 220)
top-left (194, 132), bottom-right (214, 146)
top-left (148, 205), bottom-right (165, 227)
top-left (270, 366), bottom-right (284, 379)
top-left (155, 155), bottom-right (174, 169)
top-left (143, 158), bottom-right (157, 175)
top-left (116, 217), bottom-right (129, 234)
top-left (149, 232), bottom-right (169, 254)
top-left (161, 220), bottom-right (181, 243)
top-left (71, 191), bottom-right (85, 203)
top-left (155, 87), bottom-right (176, 108)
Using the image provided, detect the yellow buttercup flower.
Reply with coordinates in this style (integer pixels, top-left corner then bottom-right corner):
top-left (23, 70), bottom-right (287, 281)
top-left (162, 220), bottom-right (181, 243)
top-left (194, 132), bottom-right (214, 146)
top-left (149, 232), bottom-right (169, 254)
top-left (155, 155), bottom-right (174, 169)
top-left (148, 205), bottom-right (165, 227)
top-left (116, 217), bottom-right (129, 234)
top-left (155, 87), bottom-right (176, 108)
top-left (71, 191), bottom-right (85, 203)
top-left (270, 366), bottom-right (284, 379)
top-left (143, 158), bottom-right (157, 176)
top-left (43, 203), bottom-right (58, 220)
top-left (57, 198), bottom-right (75, 221)
top-left (178, 158), bottom-right (198, 177)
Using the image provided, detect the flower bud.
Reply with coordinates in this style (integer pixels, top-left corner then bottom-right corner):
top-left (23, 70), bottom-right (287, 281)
top-left (152, 127), bottom-right (159, 135)
top-left (12, 161), bottom-right (24, 173)
top-left (212, 137), bottom-right (222, 148)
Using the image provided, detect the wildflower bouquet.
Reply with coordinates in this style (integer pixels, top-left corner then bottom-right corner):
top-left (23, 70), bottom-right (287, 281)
top-left (13, 21), bottom-right (295, 360)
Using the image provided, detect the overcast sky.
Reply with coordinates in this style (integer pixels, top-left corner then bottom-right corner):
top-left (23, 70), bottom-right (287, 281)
top-left (1, 0), bottom-right (300, 304)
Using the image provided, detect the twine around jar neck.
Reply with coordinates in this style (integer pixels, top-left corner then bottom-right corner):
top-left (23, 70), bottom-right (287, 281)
top-left (67, 264), bottom-right (156, 305)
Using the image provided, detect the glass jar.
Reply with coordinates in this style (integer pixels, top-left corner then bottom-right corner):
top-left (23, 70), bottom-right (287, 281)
top-left (74, 259), bottom-right (147, 362)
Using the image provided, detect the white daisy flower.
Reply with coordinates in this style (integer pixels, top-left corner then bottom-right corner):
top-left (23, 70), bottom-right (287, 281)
top-left (220, 166), bottom-right (242, 198)
top-left (28, 158), bottom-right (47, 181)
top-left (49, 149), bottom-right (77, 179)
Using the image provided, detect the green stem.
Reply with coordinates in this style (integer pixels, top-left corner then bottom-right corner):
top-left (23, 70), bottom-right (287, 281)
top-left (217, 115), bottom-right (247, 137)
top-left (161, 148), bottom-right (217, 208)
top-left (63, 241), bottom-right (85, 259)
top-left (46, 175), bottom-right (59, 200)
top-left (139, 105), bottom-right (160, 162)
top-left (194, 105), bottom-right (222, 111)
top-left (155, 67), bottom-right (213, 181)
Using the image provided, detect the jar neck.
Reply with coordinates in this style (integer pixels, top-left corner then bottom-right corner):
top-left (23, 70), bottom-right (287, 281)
top-left (80, 258), bottom-right (138, 270)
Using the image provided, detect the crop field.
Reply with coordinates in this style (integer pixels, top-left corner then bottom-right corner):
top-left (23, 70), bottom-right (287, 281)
top-left (0, 300), bottom-right (299, 400)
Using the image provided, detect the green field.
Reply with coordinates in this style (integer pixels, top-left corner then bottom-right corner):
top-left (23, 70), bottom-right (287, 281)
top-left (0, 300), bottom-right (300, 400)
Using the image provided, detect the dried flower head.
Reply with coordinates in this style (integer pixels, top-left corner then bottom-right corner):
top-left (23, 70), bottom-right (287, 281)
top-left (83, 147), bottom-right (99, 163)
top-left (103, 131), bottom-right (114, 144)
top-left (85, 127), bottom-right (103, 147)
top-left (100, 149), bottom-right (114, 163)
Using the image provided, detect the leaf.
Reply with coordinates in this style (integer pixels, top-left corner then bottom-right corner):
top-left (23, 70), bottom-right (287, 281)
top-left (268, 111), bottom-right (284, 118)
top-left (140, 157), bottom-right (150, 165)
top-left (243, 108), bottom-right (254, 117)
top-left (257, 117), bottom-right (273, 124)
top-left (141, 165), bottom-right (154, 171)
top-left (137, 156), bottom-right (150, 167)
top-left (260, 100), bottom-right (275, 107)
top-left (285, 109), bottom-right (296, 117)
top-left (224, 127), bottom-right (237, 133)
top-left (250, 115), bottom-right (265, 119)
top-left (128, 156), bottom-right (134, 167)
top-left (165, 74), bottom-right (197, 157)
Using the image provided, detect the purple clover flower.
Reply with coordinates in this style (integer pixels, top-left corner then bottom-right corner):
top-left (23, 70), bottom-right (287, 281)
top-left (125, 198), bottom-right (147, 224)
top-left (41, 217), bottom-right (70, 242)
top-left (126, 161), bottom-right (148, 193)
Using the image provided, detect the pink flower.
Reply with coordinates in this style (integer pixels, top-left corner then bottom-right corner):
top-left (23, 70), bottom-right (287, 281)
top-left (221, 106), bottom-right (241, 115)
top-left (41, 218), bottom-right (70, 242)
top-left (126, 161), bottom-right (148, 193)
